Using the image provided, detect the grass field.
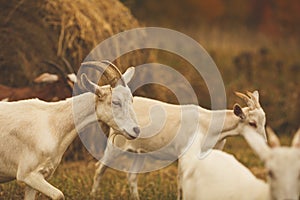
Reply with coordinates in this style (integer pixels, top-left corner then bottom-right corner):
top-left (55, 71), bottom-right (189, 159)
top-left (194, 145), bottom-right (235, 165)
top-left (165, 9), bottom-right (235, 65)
top-left (0, 135), bottom-right (291, 200)
top-left (0, 25), bottom-right (297, 198)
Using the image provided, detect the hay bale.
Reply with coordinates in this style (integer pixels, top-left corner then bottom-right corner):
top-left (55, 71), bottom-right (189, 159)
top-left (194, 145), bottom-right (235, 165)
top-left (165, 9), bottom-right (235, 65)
top-left (0, 0), bottom-right (144, 86)
top-left (0, 0), bottom-right (150, 161)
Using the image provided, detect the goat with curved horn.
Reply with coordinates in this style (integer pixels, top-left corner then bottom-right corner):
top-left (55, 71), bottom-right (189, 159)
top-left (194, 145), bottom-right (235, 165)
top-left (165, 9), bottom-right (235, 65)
top-left (80, 60), bottom-right (126, 87)
top-left (61, 57), bottom-right (76, 74)
top-left (42, 60), bottom-right (74, 92)
top-left (0, 68), bottom-right (139, 199)
top-left (235, 91), bottom-right (255, 109)
top-left (78, 60), bottom-right (138, 140)
top-left (246, 90), bottom-right (260, 108)
top-left (90, 90), bottom-right (267, 199)
top-left (0, 61), bottom-right (76, 102)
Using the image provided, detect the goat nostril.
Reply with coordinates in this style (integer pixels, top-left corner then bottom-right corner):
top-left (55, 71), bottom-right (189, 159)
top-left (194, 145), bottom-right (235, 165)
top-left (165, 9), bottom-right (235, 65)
top-left (133, 127), bottom-right (140, 135)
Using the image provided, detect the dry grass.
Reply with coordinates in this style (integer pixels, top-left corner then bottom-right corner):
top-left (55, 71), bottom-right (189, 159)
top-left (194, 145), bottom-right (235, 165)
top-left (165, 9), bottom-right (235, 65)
top-left (1, 136), bottom-right (292, 200)
top-left (178, 26), bottom-right (300, 134)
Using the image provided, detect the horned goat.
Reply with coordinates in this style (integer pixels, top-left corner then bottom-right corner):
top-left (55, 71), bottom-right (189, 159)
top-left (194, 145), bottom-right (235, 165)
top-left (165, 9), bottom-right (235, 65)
top-left (0, 61), bottom-right (75, 102)
top-left (0, 61), bottom-right (140, 200)
top-left (91, 91), bottom-right (266, 200)
top-left (179, 126), bottom-right (300, 200)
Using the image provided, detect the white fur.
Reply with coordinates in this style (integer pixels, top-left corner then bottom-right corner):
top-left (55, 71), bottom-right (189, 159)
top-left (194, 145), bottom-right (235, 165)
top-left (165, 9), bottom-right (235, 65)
top-left (34, 73), bottom-right (77, 84)
top-left (243, 127), bottom-right (300, 200)
top-left (34, 73), bottom-right (59, 83)
top-left (91, 91), bottom-right (266, 200)
top-left (180, 150), bottom-right (269, 200)
top-left (179, 127), bottom-right (300, 200)
top-left (0, 70), bottom-right (139, 200)
top-left (66, 73), bottom-right (77, 83)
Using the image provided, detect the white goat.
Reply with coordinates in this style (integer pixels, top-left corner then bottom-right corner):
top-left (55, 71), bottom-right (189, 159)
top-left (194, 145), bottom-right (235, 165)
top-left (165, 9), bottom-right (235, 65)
top-left (91, 91), bottom-right (267, 199)
top-left (179, 127), bottom-right (300, 200)
top-left (0, 61), bottom-right (140, 200)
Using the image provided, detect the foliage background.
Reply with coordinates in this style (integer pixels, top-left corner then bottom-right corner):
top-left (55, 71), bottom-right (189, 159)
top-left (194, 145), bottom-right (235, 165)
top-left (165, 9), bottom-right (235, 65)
top-left (121, 0), bottom-right (300, 134)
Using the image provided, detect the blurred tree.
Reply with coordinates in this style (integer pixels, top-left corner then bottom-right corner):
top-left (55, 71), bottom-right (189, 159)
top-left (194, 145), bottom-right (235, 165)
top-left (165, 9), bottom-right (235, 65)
top-left (221, 0), bottom-right (252, 26)
top-left (121, 0), bottom-right (300, 37)
top-left (186, 0), bottom-right (225, 22)
top-left (274, 0), bottom-right (300, 35)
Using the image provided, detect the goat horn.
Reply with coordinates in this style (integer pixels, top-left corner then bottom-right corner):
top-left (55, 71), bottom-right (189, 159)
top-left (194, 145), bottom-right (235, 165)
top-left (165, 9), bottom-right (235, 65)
top-left (81, 60), bottom-right (126, 87)
top-left (292, 127), bottom-right (300, 148)
top-left (246, 91), bottom-right (260, 108)
top-left (266, 126), bottom-right (281, 147)
top-left (61, 57), bottom-right (76, 73)
top-left (235, 91), bottom-right (255, 109)
top-left (101, 60), bottom-right (126, 86)
top-left (42, 60), bottom-right (73, 92)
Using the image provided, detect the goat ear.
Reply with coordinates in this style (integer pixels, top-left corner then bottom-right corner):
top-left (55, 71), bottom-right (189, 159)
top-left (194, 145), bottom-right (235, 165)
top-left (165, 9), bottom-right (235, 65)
top-left (233, 104), bottom-right (246, 120)
top-left (122, 67), bottom-right (135, 85)
top-left (266, 126), bottom-right (281, 148)
top-left (67, 73), bottom-right (77, 83)
top-left (81, 73), bottom-right (104, 97)
top-left (34, 73), bottom-right (59, 83)
top-left (252, 90), bottom-right (259, 101)
top-left (243, 127), bottom-right (270, 161)
top-left (292, 128), bottom-right (300, 148)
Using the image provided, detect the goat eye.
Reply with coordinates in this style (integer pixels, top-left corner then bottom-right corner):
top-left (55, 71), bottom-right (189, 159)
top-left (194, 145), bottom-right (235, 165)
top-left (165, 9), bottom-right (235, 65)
top-left (268, 170), bottom-right (275, 179)
top-left (249, 121), bottom-right (257, 128)
top-left (112, 100), bottom-right (121, 106)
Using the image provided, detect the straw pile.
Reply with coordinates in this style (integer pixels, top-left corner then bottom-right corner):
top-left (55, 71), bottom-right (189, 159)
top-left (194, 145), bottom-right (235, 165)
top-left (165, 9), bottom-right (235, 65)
top-left (0, 0), bottom-right (150, 160)
top-left (0, 0), bottom-right (144, 86)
